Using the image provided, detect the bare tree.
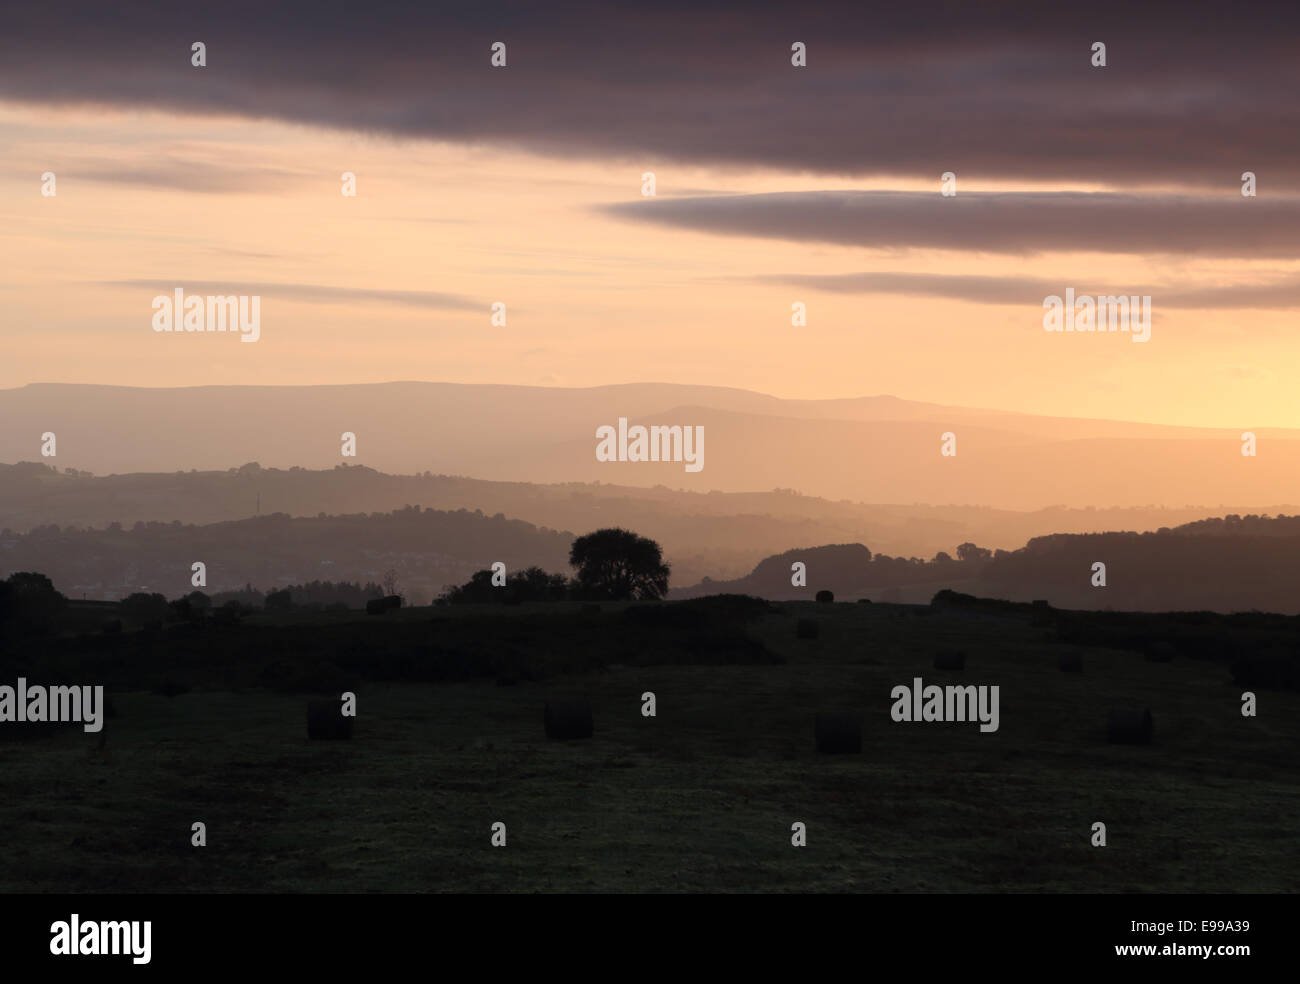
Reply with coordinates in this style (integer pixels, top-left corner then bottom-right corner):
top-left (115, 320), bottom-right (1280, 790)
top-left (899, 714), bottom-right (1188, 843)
top-left (382, 568), bottom-right (400, 598)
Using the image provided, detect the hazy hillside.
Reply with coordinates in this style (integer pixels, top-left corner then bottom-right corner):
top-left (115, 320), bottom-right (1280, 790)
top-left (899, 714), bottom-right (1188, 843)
top-left (2, 460), bottom-right (1288, 586)
top-left (4, 381), bottom-right (1297, 508)
top-left (672, 543), bottom-right (978, 604)
top-left (675, 513), bottom-right (1300, 614)
top-left (0, 506), bottom-right (573, 606)
top-left (977, 522), bottom-right (1300, 613)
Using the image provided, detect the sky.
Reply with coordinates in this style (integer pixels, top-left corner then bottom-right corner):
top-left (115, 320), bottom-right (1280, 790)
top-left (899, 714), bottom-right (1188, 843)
top-left (1, 0), bottom-right (1298, 427)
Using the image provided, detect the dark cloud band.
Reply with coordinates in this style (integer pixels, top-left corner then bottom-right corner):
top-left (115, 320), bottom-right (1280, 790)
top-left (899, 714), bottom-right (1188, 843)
top-left (603, 191), bottom-right (1300, 257)
top-left (2, 1), bottom-right (1297, 186)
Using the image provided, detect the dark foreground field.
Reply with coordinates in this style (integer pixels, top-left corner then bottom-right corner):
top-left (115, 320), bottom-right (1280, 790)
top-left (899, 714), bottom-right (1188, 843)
top-left (2, 599), bottom-right (1298, 893)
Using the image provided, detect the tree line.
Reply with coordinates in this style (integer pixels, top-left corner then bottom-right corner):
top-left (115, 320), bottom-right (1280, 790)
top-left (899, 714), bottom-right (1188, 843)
top-left (440, 528), bottom-right (670, 603)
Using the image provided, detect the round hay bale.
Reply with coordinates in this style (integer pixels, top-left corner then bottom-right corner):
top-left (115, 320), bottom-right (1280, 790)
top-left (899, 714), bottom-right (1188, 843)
top-left (1058, 651), bottom-right (1084, 673)
top-left (796, 617), bottom-right (820, 639)
top-left (815, 589), bottom-right (834, 603)
top-left (307, 699), bottom-right (353, 740)
top-left (384, 594), bottom-right (402, 610)
top-left (1107, 707), bottom-right (1153, 745)
top-left (544, 699), bottom-right (593, 740)
top-left (814, 712), bottom-right (862, 754)
top-left (933, 649), bottom-right (966, 670)
top-left (365, 598), bottom-right (388, 615)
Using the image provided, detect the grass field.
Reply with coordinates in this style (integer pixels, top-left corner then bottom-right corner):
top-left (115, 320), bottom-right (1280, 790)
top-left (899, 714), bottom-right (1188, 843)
top-left (2, 601), bottom-right (1298, 892)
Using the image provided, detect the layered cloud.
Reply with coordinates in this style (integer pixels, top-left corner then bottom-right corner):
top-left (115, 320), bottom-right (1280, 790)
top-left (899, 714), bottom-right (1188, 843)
top-left (1, 1), bottom-right (1297, 186)
top-left (756, 270), bottom-right (1300, 310)
top-left (603, 191), bottom-right (1300, 257)
top-left (4, 1), bottom-right (1298, 424)
top-left (101, 280), bottom-right (481, 310)
top-left (77, 160), bottom-right (308, 194)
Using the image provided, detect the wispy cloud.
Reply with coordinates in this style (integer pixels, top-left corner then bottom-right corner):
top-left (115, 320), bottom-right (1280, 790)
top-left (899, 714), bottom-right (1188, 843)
top-left (604, 191), bottom-right (1300, 258)
top-left (100, 280), bottom-right (481, 310)
top-left (755, 270), bottom-right (1300, 309)
top-left (79, 160), bottom-right (307, 194)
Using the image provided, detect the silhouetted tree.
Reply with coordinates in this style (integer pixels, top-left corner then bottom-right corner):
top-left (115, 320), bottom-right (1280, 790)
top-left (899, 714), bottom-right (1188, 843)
top-left (440, 565), bottom-right (570, 604)
top-left (441, 569), bottom-right (494, 604)
top-left (121, 591), bottom-right (170, 623)
top-left (569, 528), bottom-right (669, 600)
top-left (209, 583), bottom-right (265, 609)
top-left (956, 542), bottom-right (993, 563)
top-left (0, 571), bottom-right (66, 637)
